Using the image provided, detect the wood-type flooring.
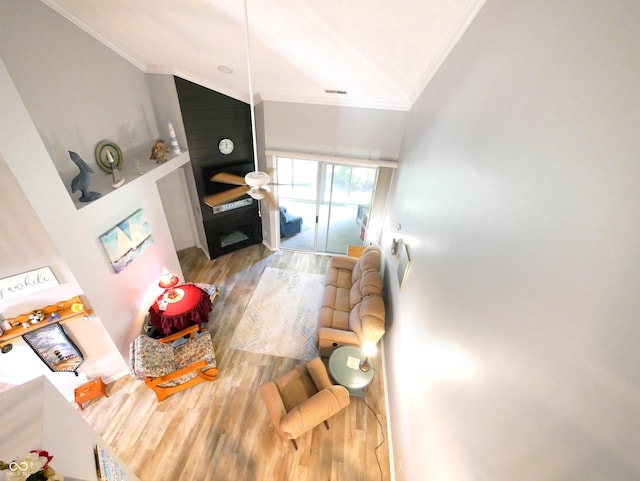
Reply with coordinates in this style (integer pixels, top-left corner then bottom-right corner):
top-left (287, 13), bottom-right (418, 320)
top-left (80, 244), bottom-right (390, 481)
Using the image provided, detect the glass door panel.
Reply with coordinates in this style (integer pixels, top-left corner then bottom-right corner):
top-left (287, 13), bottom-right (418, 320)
top-left (316, 164), bottom-right (335, 253)
top-left (317, 163), bottom-right (377, 255)
top-left (278, 157), bottom-right (318, 252)
top-left (278, 157), bottom-right (378, 255)
top-left (277, 157), bottom-right (317, 201)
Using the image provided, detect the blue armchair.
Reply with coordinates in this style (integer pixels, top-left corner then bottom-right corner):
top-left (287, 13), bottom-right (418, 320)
top-left (279, 206), bottom-right (303, 237)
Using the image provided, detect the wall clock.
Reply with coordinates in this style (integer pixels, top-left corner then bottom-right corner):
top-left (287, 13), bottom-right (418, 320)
top-left (218, 138), bottom-right (234, 155)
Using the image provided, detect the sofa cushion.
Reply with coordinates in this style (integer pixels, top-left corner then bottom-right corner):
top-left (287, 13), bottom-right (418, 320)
top-left (349, 268), bottom-right (383, 308)
top-left (158, 333), bottom-right (217, 388)
top-left (347, 306), bottom-right (363, 338)
top-left (129, 335), bottom-right (175, 379)
top-left (322, 284), bottom-right (351, 314)
top-left (324, 261), bottom-right (357, 290)
top-left (318, 304), bottom-right (350, 331)
top-left (173, 332), bottom-right (217, 370)
top-left (351, 246), bottom-right (381, 284)
top-left (348, 295), bottom-right (386, 343)
top-left (274, 364), bottom-right (318, 412)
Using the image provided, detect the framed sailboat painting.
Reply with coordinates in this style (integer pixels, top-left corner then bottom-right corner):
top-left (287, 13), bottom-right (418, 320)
top-left (99, 209), bottom-right (154, 273)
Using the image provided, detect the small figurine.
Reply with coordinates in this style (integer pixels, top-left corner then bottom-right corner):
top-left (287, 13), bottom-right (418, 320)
top-left (29, 310), bottom-right (44, 324)
top-left (105, 150), bottom-right (125, 188)
top-left (150, 140), bottom-right (167, 164)
top-left (167, 122), bottom-right (182, 154)
top-left (69, 151), bottom-right (102, 202)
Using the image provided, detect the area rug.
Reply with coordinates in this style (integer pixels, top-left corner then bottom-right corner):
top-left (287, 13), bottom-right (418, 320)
top-left (230, 267), bottom-right (325, 361)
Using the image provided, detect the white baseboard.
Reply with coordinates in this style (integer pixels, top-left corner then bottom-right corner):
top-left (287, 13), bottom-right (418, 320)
top-left (263, 239), bottom-right (277, 252)
top-left (104, 368), bottom-right (130, 385)
top-left (380, 339), bottom-right (396, 481)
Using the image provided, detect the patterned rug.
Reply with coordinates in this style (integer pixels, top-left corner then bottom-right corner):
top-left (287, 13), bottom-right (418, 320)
top-left (230, 267), bottom-right (325, 361)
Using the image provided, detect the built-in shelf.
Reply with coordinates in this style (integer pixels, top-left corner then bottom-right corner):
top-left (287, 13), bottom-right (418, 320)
top-left (67, 149), bottom-right (190, 210)
top-left (0, 295), bottom-right (91, 347)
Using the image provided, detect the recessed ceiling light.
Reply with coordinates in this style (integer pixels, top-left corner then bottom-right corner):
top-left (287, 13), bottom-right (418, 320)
top-left (218, 65), bottom-right (233, 74)
top-left (324, 89), bottom-right (348, 95)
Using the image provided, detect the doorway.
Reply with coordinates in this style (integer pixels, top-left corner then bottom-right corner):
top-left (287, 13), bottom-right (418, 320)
top-left (156, 167), bottom-right (199, 251)
top-left (277, 157), bottom-right (378, 255)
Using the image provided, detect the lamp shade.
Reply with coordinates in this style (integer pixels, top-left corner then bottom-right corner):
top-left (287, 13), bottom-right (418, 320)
top-left (360, 341), bottom-right (377, 372)
top-left (158, 267), bottom-right (179, 289)
top-left (361, 341), bottom-right (377, 357)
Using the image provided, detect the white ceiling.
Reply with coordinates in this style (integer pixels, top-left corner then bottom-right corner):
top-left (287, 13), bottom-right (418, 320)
top-left (43, 0), bottom-right (485, 110)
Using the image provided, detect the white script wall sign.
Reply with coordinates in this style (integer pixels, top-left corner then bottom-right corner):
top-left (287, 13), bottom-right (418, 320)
top-left (0, 267), bottom-right (59, 303)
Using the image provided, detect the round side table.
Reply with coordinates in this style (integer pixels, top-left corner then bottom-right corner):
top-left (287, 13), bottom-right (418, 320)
top-left (148, 284), bottom-right (212, 336)
top-left (328, 345), bottom-right (374, 398)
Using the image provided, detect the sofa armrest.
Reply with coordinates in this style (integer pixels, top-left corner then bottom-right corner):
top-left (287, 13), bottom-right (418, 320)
top-left (329, 255), bottom-right (358, 271)
top-left (360, 315), bottom-right (386, 345)
top-left (259, 381), bottom-right (288, 441)
top-left (279, 386), bottom-right (350, 439)
top-left (306, 357), bottom-right (333, 391)
top-left (145, 359), bottom-right (206, 386)
top-left (317, 327), bottom-right (361, 357)
top-left (159, 324), bottom-right (199, 343)
top-left (317, 327), bottom-right (360, 346)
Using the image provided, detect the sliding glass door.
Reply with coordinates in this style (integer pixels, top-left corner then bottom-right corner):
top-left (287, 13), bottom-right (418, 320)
top-left (277, 157), bottom-right (378, 255)
top-left (276, 158), bottom-right (318, 252)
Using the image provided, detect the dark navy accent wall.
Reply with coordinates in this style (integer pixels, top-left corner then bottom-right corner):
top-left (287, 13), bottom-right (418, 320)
top-left (175, 76), bottom-right (262, 257)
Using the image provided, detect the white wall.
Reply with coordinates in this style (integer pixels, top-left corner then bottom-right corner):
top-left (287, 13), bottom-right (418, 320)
top-left (0, 1), bottom-right (190, 400)
top-left (384, 1), bottom-right (640, 480)
top-left (262, 100), bottom-right (407, 161)
top-left (0, 61), bottom-right (130, 395)
top-left (0, 0), bottom-right (157, 180)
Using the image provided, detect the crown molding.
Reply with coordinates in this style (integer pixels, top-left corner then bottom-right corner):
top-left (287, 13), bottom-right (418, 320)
top-left (42, 0), bottom-right (147, 71)
top-left (407, 0), bottom-right (487, 109)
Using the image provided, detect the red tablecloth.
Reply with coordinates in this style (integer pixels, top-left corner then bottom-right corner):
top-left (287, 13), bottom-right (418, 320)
top-left (148, 284), bottom-right (212, 336)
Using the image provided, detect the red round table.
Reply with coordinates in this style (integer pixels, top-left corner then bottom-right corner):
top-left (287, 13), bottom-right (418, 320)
top-left (148, 284), bottom-right (212, 336)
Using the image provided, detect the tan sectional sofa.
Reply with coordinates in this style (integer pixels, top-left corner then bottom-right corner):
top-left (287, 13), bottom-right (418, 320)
top-left (316, 245), bottom-right (386, 357)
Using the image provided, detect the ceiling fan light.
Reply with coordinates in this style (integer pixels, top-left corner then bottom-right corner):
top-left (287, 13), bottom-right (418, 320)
top-left (248, 188), bottom-right (265, 200)
top-left (245, 171), bottom-right (270, 187)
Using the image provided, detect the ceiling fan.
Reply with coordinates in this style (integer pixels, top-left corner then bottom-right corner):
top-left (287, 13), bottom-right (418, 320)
top-left (203, 170), bottom-right (276, 208)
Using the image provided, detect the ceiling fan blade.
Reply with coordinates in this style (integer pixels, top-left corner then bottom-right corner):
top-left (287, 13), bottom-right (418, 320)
top-left (262, 169), bottom-right (291, 187)
top-left (261, 190), bottom-right (278, 211)
top-left (203, 186), bottom-right (250, 207)
top-left (210, 172), bottom-right (247, 185)
top-left (248, 187), bottom-right (277, 210)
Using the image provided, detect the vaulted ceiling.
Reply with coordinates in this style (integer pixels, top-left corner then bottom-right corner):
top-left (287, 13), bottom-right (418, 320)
top-left (44, 0), bottom-right (485, 110)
